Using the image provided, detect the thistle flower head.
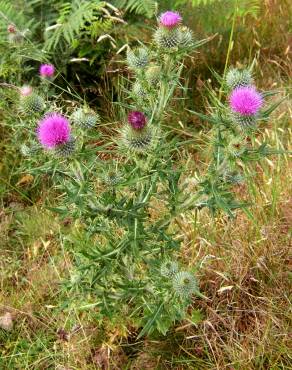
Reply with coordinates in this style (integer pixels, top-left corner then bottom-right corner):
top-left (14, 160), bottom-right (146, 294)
top-left (154, 27), bottom-right (180, 48)
top-left (229, 86), bottom-right (263, 116)
top-left (20, 85), bottom-right (33, 96)
top-left (20, 142), bottom-right (39, 156)
top-left (132, 81), bottom-right (147, 99)
top-left (178, 26), bottom-right (193, 47)
top-left (172, 271), bottom-right (198, 298)
top-left (232, 113), bottom-right (257, 128)
top-left (37, 113), bottom-right (71, 149)
top-left (128, 111), bottom-right (147, 130)
top-left (122, 124), bottom-right (154, 153)
top-left (39, 63), bottom-right (55, 78)
top-left (159, 11), bottom-right (182, 28)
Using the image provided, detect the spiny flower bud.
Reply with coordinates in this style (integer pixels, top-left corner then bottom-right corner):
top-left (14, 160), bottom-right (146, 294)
top-left (128, 111), bottom-right (147, 130)
top-left (145, 65), bottom-right (161, 85)
top-left (222, 170), bottom-right (244, 185)
top-left (71, 108), bottom-right (100, 129)
top-left (160, 261), bottom-right (179, 278)
top-left (103, 170), bottom-right (122, 186)
top-left (154, 27), bottom-right (180, 48)
top-left (226, 68), bottom-right (253, 90)
top-left (20, 88), bottom-right (45, 113)
top-left (172, 271), bottom-right (198, 298)
top-left (127, 48), bottom-right (149, 69)
top-left (159, 11), bottom-right (182, 29)
top-left (20, 85), bottom-right (33, 96)
top-left (122, 125), bottom-right (153, 153)
top-left (178, 26), bottom-right (193, 47)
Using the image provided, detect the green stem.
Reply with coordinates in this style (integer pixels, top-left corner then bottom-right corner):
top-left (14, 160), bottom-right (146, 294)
top-left (219, 0), bottom-right (238, 101)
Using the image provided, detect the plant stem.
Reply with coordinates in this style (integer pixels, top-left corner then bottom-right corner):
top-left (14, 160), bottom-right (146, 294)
top-left (219, 0), bottom-right (238, 101)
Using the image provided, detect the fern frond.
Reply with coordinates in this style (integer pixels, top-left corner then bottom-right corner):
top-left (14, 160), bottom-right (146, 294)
top-left (44, 0), bottom-right (98, 51)
top-left (113, 0), bottom-right (158, 18)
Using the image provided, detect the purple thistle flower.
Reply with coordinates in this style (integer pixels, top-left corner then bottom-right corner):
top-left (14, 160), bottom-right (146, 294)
top-left (128, 111), bottom-right (147, 130)
top-left (159, 11), bottom-right (182, 28)
top-left (39, 63), bottom-right (55, 78)
top-left (229, 86), bottom-right (263, 116)
top-left (37, 113), bottom-right (70, 149)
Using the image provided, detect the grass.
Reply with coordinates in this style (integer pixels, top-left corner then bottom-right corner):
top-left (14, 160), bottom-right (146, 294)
top-left (1, 1), bottom-right (292, 369)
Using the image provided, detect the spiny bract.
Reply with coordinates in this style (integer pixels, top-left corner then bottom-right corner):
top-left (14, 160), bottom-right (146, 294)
top-left (178, 26), bottom-right (193, 47)
top-left (232, 113), bottom-right (257, 127)
top-left (54, 137), bottom-right (76, 157)
top-left (20, 143), bottom-right (39, 156)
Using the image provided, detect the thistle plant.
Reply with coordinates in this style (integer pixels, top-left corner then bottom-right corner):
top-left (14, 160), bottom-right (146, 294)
top-left (12, 11), bottom-right (285, 339)
top-left (30, 10), bottom-right (205, 337)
